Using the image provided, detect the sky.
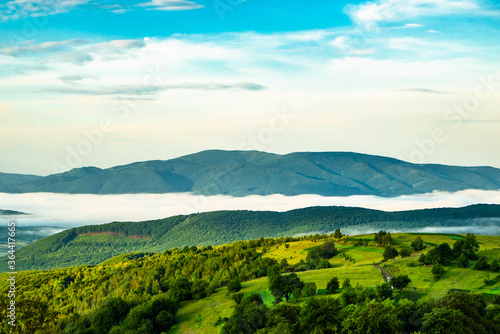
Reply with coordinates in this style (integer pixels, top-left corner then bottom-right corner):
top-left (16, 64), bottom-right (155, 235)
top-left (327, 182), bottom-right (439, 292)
top-left (1, 0), bottom-right (500, 175)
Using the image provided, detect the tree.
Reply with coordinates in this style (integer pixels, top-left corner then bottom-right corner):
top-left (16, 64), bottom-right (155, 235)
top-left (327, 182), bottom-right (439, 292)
top-left (411, 236), bottom-right (425, 252)
top-left (322, 240), bottom-right (337, 259)
top-left (421, 307), bottom-right (469, 334)
top-left (303, 283), bottom-right (317, 297)
top-left (121, 295), bottom-right (178, 333)
top-left (383, 246), bottom-right (399, 261)
top-left (334, 228), bottom-right (343, 241)
top-left (326, 277), bottom-right (340, 294)
top-left (427, 243), bottom-right (454, 265)
top-left (432, 263), bottom-right (445, 280)
top-left (383, 232), bottom-right (393, 247)
top-left (231, 293), bottom-right (244, 305)
top-left (375, 231), bottom-right (394, 246)
top-left (473, 256), bottom-right (490, 270)
top-left (457, 253), bottom-right (469, 268)
top-left (377, 282), bottom-right (393, 300)
top-left (418, 253), bottom-right (427, 264)
top-left (306, 247), bottom-right (322, 267)
top-left (342, 278), bottom-right (351, 289)
top-left (453, 233), bottom-right (479, 260)
top-left (374, 231), bottom-right (387, 246)
top-left (268, 269), bottom-right (304, 303)
top-left (436, 291), bottom-right (488, 334)
top-left (227, 278), bottom-right (242, 293)
top-left (170, 277), bottom-right (192, 302)
top-left (490, 259), bottom-right (500, 272)
top-left (222, 293), bottom-right (268, 334)
top-left (391, 275), bottom-right (411, 292)
top-left (92, 297), bottom-right (130, 334)
top-left (399, 248), bottom-right (411, 258)
top-left (264, 304), bottom-right (301, 333)
top-left (343, 299), bottom-right (402, 334)
top-left (191, 279), bottom-right (210, 299)
top-left (299, 297), bottom-right (343, 334)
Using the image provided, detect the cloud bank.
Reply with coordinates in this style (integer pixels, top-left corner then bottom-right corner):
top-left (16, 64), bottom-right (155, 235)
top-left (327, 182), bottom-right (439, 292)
top-left (1, 190), bottom-right (500, 229)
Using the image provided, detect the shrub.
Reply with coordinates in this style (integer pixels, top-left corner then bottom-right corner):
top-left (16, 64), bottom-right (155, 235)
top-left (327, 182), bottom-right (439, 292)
top-left (227, 278), bottom-right (242, 293)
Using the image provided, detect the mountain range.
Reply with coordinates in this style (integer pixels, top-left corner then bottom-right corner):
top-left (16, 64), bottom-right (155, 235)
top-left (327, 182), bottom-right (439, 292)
top-left (1, 150), bottom-right (500, 196)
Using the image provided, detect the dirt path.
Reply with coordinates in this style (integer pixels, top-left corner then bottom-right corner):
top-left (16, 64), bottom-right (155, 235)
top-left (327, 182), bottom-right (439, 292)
top-left (373, 264), bottom-right (392, 282)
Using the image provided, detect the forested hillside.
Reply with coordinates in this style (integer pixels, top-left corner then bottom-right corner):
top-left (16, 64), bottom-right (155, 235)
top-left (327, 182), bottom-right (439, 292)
top-left (7, 204), bottom-right (500, 271)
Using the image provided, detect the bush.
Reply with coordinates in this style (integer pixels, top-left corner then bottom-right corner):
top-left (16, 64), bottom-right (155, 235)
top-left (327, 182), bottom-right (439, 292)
top-left (227, 278), bottom-right (242, 293)
top-left (457, 253), bottom-right (469, 268)
top-left (191, 279), bottom-right (210, 299)
top-left (411, 236), bottom-right (425, 251)
top-left (399, 248), bottom-right (411, 258)
top-left (342, 278), bottom-right (351, 289)
top-left (391, 275), bottom-right (411, 292)
top-left (473, 256), bottom-right (490, 271)
top-left (432, 263), bottom-right (445, 280)
top-left (326, 277), bottom-right (340, 294)
top-left (490, 260), bottom-right (499, 272)
top-left (383, 246), bottom-right (399, 261)
top-left (231, 293), bottom-right (244, 305)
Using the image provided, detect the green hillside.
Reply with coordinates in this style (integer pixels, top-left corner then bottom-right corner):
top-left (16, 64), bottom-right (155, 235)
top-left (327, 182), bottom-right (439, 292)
top-left (1, 232), bottom-right (499, 333)
top-left (2, 150), bottom-right (500, 196)
top-left (7, 204), bottom-right (500, 271)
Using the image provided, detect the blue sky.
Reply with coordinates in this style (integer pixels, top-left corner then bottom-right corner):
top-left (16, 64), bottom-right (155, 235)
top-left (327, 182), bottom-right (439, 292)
top-left (1, 0), bottom-right (500, 175)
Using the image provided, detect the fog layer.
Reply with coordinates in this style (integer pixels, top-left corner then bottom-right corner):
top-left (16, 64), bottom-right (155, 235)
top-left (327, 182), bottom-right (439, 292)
top-left (1, 190), bottom-right (500, 230)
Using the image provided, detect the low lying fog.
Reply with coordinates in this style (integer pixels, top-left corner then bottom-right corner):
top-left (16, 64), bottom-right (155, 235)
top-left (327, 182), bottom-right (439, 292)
top-left (1, 190), bottom-right (499, 235)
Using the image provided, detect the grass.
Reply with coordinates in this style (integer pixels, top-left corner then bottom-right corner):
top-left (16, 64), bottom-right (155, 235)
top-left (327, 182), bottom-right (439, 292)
top-left (168, 288), bottom-right (235, 334)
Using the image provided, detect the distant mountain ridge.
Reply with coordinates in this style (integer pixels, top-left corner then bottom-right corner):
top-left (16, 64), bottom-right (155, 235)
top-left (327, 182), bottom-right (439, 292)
top-left (1, 150), bottom-right (500, 196)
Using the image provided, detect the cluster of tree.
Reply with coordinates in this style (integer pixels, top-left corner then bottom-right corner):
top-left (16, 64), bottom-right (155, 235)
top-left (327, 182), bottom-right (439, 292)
top-left (60, 295), bottom-right (178, 334)
top-left (304, 240), bottom-right (338, 269)
top-left (417, 234), bottom-right (494, 273)
top-left (0, 237), bottom-right (289, 333)
top-left (374, 231), bottom-right (393, 246)
top-left (221, 289), bottom-right (500, 334)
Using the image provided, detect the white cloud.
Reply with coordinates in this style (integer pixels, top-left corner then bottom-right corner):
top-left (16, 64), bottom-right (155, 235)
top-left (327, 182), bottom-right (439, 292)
top-left (0, 0), bottom-right (91, 20)
top-left (388, 36), bottom-right (470, 54)
top-left (0, 38), bottom-right (91, 57)
top-left (1, 190), bottom-right (500, 228)
top-left (137, 0), bottom-right (204, 11)
top-left (345, 0), bottom-right (479, 26)
top-left (404, 23), bottom-right (423, 28)
top-left (331, 35), bottom-right (376, 56)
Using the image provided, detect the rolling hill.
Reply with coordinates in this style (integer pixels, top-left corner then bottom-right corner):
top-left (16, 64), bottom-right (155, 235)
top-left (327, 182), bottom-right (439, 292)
top-left (1, 150), bottom-right (500, 196)
top-left (7, 203), bottom-right (500, 271)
